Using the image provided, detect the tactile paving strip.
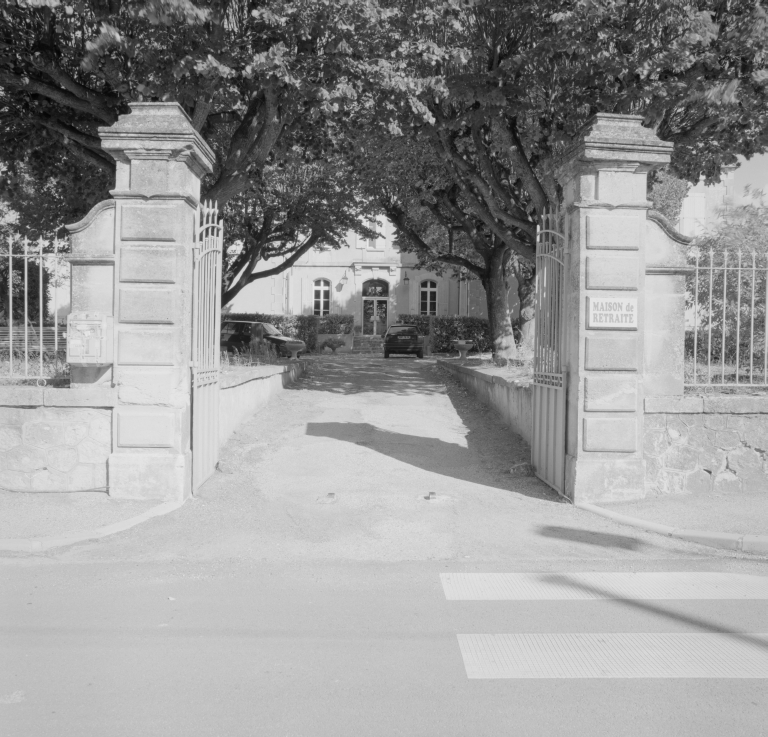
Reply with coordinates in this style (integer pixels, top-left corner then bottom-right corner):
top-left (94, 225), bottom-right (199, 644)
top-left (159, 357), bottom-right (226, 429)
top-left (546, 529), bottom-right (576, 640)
top-left (441, 572), bottom-right (768, 601)
top-left (457, 633), bottom-right (768, 678)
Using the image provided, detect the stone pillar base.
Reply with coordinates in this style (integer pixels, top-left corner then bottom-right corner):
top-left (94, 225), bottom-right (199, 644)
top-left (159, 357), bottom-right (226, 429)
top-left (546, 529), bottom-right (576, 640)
top-left (108, 452), bottom-right (189, 501)
top-left (566, 455), bottom-right (645, 504)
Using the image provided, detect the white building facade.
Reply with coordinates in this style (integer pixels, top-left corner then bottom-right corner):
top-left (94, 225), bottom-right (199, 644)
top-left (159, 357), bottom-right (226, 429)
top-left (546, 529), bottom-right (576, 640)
top-left (677, 168), bottom-right (735, 237)
top-left (227, 220), bottom-right (520, 334)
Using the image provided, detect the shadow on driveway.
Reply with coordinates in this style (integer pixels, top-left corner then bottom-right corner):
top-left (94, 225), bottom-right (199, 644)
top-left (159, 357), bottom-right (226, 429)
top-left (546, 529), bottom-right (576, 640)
top-left (306, 421), bottom-right (557, 501)
top-left (290, 357), bottom-right (445, 396)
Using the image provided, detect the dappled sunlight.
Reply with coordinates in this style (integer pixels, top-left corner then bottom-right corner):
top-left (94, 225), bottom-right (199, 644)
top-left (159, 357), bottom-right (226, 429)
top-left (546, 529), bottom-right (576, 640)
top-left (290, 356), bottom-right (447, 396)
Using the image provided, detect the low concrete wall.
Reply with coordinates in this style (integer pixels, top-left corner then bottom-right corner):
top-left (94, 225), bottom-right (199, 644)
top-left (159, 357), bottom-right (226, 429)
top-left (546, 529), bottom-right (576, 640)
top-left (644, 395), bottom-right (768, 495)
top-left (219, 361), bottom-right (305, 445)
top-left (438, 360), bottom-right (533, 444)
top-left (0, 387), bottom-right (116, 492)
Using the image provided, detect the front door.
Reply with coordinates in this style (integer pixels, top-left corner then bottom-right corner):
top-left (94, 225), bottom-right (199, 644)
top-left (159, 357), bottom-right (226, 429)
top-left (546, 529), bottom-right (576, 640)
top-left (363, 298), bottom-right (388, 335)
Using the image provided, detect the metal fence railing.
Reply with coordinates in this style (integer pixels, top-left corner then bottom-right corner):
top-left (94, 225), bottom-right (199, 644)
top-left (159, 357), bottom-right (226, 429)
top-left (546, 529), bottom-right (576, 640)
top-left (686, 248), bottom-right (768, 387)
top-left (1, 236), bottom-right (69, 383)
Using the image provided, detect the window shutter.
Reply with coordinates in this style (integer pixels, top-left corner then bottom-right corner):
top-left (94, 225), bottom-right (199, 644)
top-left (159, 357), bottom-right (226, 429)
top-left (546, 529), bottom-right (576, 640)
top-left (302, 278), bottom-right (312, 315)
top-left (438, 280), bottom-right (449, 314)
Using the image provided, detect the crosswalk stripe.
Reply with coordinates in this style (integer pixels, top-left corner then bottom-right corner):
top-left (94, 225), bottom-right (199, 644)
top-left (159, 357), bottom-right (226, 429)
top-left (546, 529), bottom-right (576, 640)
top-left (457, 633), bottom-right (768, 679)
top-left (441, 572), bottom-right (768, 601)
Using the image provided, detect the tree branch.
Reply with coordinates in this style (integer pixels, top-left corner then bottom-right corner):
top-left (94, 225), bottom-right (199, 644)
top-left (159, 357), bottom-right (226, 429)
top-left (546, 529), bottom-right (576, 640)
top-left (33, 57), bottom-right (117, 122)
top-left (384, 202), bottom-right (487, 279)
top-left (0, 71), bottom-right (116, 124)
top-left (205, 88), bottom-right (285, 206)
top-left (38, 115), bottom-right (106, 154)
top-left (434, 130), bottom-right (532, 251)
top-left (191, 95), bottom-right (214, 132)
top-left (222, 231), bottom-right (321, 305)
top-left (61, 137), bottom-right (115, 175)
top-left (471, 122), bottom-right (534, 228)
top-left (491, 116), bottom-right (549, 215)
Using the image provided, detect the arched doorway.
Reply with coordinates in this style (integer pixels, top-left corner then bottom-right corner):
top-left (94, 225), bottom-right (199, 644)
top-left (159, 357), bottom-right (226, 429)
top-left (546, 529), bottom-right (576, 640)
top-left (362, 279), bottom-right (389, 336)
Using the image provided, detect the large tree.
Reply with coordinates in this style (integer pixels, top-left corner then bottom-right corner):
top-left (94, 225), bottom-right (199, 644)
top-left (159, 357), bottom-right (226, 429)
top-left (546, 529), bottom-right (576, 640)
top-left (0, 0), bottom-right (393, 273)
top-left (357, 0), bottom-right (768, 358)
top-left (221, 154), bottom-right (377, 305)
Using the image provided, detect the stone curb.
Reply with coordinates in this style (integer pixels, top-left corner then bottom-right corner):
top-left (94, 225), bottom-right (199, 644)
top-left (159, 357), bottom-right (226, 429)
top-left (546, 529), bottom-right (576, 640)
top-left (0, 498), bottom-right (186, 553)
top-left (576, 501), bottom-right (768, 555)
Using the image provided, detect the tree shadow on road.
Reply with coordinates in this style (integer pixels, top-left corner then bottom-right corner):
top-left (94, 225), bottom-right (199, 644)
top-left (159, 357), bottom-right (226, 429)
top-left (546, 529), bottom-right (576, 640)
top-left (538, 572), bottom-right (768, 653)
top-left (536, 525), bottom-right (643, 550)
top-left (306, 421), bottom-right (560, 501)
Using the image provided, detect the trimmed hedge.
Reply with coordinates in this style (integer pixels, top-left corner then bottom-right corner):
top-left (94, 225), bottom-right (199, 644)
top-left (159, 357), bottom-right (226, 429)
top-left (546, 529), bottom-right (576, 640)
top-left (397, 314), bottom-right (492, 353)
top-left (225, 312), bottom-right (320, 351)
top-left (318, 314), bottom-right (354, 335)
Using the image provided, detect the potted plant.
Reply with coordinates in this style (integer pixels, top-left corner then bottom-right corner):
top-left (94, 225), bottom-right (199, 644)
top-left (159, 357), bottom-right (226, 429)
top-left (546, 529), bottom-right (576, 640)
top-left (321, 338), bottom-right (346, 354)
top-left (452, 339), bottom-right (474, 360)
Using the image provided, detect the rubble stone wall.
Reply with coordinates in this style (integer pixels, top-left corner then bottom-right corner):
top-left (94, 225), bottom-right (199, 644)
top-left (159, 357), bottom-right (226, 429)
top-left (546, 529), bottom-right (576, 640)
top-left (644, 396), bottom-right (768, 495)
top-left (0, 387), bottom-right (115, 492)
top-left (0, 406), bottom-right (111, 492)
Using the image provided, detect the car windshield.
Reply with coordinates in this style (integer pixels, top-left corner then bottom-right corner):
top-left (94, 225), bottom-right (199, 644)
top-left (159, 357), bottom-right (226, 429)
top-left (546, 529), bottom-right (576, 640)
top-left (261, 323), bottom-right (281, 336)
top-left (388, 326), bottom-right (418, 335)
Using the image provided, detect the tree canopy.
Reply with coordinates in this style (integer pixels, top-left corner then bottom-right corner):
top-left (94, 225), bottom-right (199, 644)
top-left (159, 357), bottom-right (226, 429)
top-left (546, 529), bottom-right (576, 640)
top-left (1, 0), bottom-right (392, 290)
top-left (350, 0), bottom-right (768, 355)
top-left (3, 0), bottom-right (768, 342)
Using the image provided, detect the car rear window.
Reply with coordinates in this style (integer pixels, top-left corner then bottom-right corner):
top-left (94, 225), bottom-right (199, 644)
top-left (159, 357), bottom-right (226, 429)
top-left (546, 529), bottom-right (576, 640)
top-left (388, 326), bottom-right (419, 335)
top-left (261, 323), bottom-right (281, 336)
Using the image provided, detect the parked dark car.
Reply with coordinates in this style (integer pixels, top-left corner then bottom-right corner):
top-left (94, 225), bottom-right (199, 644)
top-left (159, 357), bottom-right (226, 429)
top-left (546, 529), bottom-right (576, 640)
top-left (383, 324), bottom-right (425, 359)
top-left (220, 320), bottom-right (306, 357)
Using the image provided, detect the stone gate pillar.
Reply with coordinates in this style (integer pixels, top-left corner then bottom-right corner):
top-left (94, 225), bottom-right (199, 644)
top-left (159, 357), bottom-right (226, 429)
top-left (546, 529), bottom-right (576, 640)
top-left (557, 114), bottom-right (673, 503)
top-left (67, 103), bottom-right (215, 500)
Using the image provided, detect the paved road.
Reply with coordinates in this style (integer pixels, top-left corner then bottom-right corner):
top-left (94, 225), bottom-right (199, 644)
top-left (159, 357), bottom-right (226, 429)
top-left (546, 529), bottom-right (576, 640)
top-left (2, 357), bottom-right (767, 736)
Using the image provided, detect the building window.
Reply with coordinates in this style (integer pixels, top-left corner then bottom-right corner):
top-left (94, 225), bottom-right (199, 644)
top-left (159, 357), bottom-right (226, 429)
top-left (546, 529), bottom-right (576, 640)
top-left (313, 279), bottom-right (331, 316)
top-left (362, 279), bottom-right (389, 297)
top-left (367, 219), bottom-right (383, 250)
top-left (420, 280), bottom-right (437, 315)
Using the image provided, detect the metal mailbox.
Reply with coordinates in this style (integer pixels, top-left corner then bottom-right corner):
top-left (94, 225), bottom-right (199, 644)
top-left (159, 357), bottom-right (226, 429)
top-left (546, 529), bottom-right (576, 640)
top-left (66, 312), bottom-right (113, 366)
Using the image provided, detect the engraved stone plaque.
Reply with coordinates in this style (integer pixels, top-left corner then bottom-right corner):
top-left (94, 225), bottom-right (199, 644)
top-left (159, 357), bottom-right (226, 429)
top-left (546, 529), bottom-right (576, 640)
top-left (586, 297), bottom-right (637, 329)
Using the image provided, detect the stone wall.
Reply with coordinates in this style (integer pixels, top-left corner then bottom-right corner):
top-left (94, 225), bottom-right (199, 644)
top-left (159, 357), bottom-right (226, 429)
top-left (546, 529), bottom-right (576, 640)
top-left (0, 387), bottom-right (115, 492)
top-left (219, 362), bottom-right (305, 446)
top-left (644, 396), bottom-right (768, 495)
top-left (437, 360), bottom-right (533, 444)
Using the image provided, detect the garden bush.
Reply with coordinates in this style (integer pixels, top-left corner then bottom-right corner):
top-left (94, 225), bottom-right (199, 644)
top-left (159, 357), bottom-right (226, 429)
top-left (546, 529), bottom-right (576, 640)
top-left (320, 337), bottom-right (347, 353)
top-left (318, 314), bottom-right (354, 335)
top-left (396, 314), bottom-right (492, 353)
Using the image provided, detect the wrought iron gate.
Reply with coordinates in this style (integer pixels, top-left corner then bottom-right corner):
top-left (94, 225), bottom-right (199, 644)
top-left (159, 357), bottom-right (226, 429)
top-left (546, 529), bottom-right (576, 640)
top-left (531, 208), bottom-right (567, 495)
top-left (191, 201), bottom-right (223, 491)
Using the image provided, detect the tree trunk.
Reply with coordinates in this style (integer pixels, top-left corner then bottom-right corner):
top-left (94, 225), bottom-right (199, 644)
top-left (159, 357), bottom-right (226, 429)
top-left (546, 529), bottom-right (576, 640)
top-left (514, 261), bottom-right (536, 359)
top-left (483, 249), bottom-right (518, 360)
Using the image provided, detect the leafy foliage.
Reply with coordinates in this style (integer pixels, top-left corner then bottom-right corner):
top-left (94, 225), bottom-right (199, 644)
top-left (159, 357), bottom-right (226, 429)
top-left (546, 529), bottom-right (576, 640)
top-left (686, 205), bottom-right (768, 376)
top-left (354, 0), bottom-right (768, 357)
top-left (649, 169), bottom-right (692, 224)
top-left (222, 157), bottom-right (376, 306)
top-left (0, 0), bottom-right (392, 279)
top-left (396, 313), bottom-right (492, 353)
top-left (317, 314), bottom-right (354, 335)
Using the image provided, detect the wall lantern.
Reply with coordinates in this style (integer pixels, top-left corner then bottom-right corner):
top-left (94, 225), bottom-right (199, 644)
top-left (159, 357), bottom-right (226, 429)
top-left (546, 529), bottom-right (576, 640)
top-left (340, 271), bottom-right (348, 285)
top-left (403, 271), bottom-right (410, 285)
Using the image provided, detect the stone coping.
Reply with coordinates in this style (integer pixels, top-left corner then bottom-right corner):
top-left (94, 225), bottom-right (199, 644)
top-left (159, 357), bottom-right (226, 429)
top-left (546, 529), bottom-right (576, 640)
top-left (0, 385), bottom-right (117, 407)
top-left (220, 361), bottom-right (305, 390)
top-left (436, 359), bottom-right (532, 390)
top-left (645, 395), bottom-right (768, 414)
